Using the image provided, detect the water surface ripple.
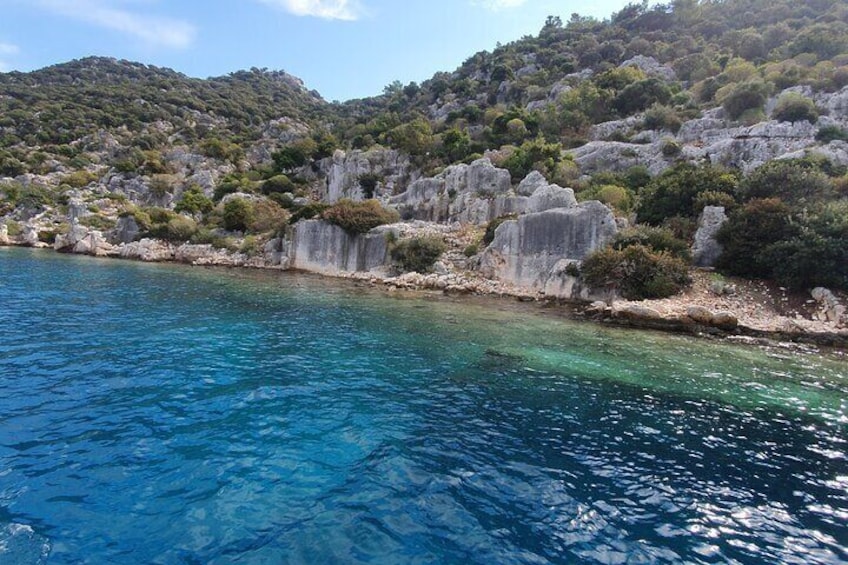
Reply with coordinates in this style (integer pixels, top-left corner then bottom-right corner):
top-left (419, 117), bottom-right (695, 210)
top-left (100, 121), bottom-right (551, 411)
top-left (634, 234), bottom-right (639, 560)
top-left (0, 248), bottom-right (846, 564)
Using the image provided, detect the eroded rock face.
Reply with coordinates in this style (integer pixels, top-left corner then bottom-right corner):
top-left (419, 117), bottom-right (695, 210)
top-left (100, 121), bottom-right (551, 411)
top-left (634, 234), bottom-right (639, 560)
top-left (119, 239), bottom-right (174, 262)
top-left (319, 149), bottom-right (416, 203)
top-left (289, 220), bottom-right (396, 276)
top-left (691, 206), bottom-right (728, 268)
top-left (391, 161), bottom-right (577, 224)
top-left (480, 201), bottom-right (617, 298)
top-left (0, 224), bottom-right (9, 245)
top-left (112, 216), bottom-right (140, 244)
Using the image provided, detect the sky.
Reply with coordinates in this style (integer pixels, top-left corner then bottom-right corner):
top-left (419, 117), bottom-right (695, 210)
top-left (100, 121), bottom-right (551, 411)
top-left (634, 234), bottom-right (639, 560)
top-left (0, 0), bottom-right (652, 101)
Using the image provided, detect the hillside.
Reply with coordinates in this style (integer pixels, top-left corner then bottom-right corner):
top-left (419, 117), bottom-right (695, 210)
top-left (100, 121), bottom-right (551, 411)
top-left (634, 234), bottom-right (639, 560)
top-left (0, 0), bottom-right (846, 305)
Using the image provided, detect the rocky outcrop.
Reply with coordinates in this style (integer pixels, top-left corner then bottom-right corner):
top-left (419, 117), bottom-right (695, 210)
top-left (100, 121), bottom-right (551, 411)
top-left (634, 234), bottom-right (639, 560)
top-left (0, 224), bottom-right (9, 245)
top-left (391, 160), bottom-right (580, 225)
top-left (112, 216), bottom-right (141, 244)
top-left (288, 220), bottom-right (397, 276)
top-left (811, 287), bottom-right (846, 326)
top-left (691, 206), bottom-right (728, 267)
top-left (391, 158), bottom-right (517, 224)
top-left (620, 56), bottom-right (676, 82)
top-left (480, 201), bottom-right (617, 298)
top-left (54, 224), bottom-right (113, 256)
top-left (685, 305), bottom-right (738, 330)
top-left (118, 239), bottom-right (174, 262)
top-left (317, 149), bottom-right (416, 203)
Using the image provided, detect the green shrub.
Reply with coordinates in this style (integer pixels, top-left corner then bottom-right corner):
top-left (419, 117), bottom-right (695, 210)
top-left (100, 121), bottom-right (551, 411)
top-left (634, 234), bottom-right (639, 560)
top-left (816, 125), bottom-right (848, 143)
top-left (357, 172), bottom-right (381, 199)
top-left (222, 198), bottom-right (255, 232)
top-left (289, 201), bottom-right (330, 224)
top-left (163, 216), bottom-right (198, 242)
top-left (638, 163), bottom-right (740, 224)
top-left (742, 159), bottom-right (834, 205)
top-left (62, 170), bottom-right (98, 188)
top-left (721, 81), bottom-right (770, 120)
top-left (463, 243), bottom-right (479, 257)
top-left (174, 185), bottom-right (213, 216)
top-left (612, 225), bottom-right (691, 261)
top-left (321, 199), bottom-right (399, 235)
top-left (772, 92), bottom-right (818, 123)
top-left (768, 201), bottom-right (848, 290)
top-left (390, 236), bottom-right (447, 273)
top-left (582, 244), bottom-right (690, 300)
top-left (261, 174), bottom-right (295, 195)
top-left (661, 139), bottom-right (682, 157)
top-left (694, 190), bottom-right (738, 213)
top-left (643, 104), bottom-right (683, 133)
top-left (191, 229), bottom-right (238, 251)
top-left (716, 198), bottom-right (797, 279)
top-left (249, 199), bottom-right (289, 234)
top-left (483, 214), bottom-right (517, 246)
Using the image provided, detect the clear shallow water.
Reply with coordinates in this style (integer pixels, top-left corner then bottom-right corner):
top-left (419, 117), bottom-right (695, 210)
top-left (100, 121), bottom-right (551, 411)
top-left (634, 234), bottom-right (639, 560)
top-left (0, 248), bottom-right (846, 564)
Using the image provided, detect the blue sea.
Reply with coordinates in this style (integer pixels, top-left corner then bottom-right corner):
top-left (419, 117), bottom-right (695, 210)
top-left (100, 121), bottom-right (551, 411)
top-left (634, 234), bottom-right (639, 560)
top-left (1, 247), bottom-right (846, 564)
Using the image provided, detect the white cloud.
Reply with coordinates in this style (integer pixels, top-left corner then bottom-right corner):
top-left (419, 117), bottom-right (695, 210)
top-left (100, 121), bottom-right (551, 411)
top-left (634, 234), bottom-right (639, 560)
top-left (258, 0), bottom-right (363, 21)
top-left (34, 0), bottom-right (196, 48)
top-left (473, 0), bottom-right (529, 10)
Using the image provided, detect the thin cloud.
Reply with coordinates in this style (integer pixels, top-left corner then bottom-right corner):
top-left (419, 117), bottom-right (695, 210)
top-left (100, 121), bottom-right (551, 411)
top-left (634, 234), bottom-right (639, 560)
top-left (0, 42), bottom-right (20, 72)
top-left (34, 0), bottom-right (196, 48)
top-left (473, 0), bottom-right (529, 10)
top-left (258, 0), bottom-right (363, 21)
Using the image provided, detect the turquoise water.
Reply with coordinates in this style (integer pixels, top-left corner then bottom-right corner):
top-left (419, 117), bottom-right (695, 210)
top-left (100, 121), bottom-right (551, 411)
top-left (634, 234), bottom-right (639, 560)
top-left (0, 247), bottom-right (846, 564)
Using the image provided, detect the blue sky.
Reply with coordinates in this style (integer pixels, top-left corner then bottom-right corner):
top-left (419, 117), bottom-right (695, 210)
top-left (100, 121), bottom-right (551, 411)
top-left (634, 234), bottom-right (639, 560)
top-left (0, 0), bottom-right (649, 101)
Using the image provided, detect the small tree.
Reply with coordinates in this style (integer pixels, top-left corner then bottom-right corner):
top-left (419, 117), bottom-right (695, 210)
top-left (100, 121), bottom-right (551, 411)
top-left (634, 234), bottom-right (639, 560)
top-left (222, 198), bottom-right (255, 232)
top-left (391, 236), bottom-right (447, 273)
top-left (772, 92), bottom-right (818, 123)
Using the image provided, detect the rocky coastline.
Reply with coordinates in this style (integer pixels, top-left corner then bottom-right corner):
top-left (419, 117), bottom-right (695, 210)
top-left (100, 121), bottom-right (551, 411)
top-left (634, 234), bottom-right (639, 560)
top-left (3, 225), bottom-right (845, 352)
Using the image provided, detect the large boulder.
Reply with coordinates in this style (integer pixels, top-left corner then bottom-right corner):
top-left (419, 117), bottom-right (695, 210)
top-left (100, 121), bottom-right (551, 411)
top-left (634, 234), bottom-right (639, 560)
top-left (119, 239), bottom-right (174, 262)
top-left (691, 206), bottom-right (728, 267)
top-left (289, 219), bottom-right (397, 276)
top-left (526, 185), bottom-right (578, 214)
top-left (480, 201), bottom-right (617, 298)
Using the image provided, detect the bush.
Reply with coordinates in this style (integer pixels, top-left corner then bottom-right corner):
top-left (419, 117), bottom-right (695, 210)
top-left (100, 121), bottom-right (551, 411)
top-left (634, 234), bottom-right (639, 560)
top-left (661, 139), bottom-right (682, 157)
top-left (768, 201), bottom-right (848, 290)
top-left (222, 198), bottom-right (255, 232)
top-left (483, 214), bottom-right (516, 245)
top-left (582, 244), bottom-right (690, 300)
top-left (816, 125), bottom-right (848, 143)
top-left (612, 225), bottom-right (691, 261)
top-left (638, 163), bottom-right (739, 224)
top-left (643, 104), bottom-right (683, 133)
top-left (391, 236), bottom-right (447, 273)
top-left (261, 174), bottom-right (295, 195)
top-left (742, 159), bottom-right (834, 205)
top-left (249, 199), bottom-right (289, 234)
top-left (289, 202), bottom-right (329, 224)
top-left (163, 216), bottom-right (197, 242)
top-left (174, 185), bottom-right (213, 216)
top-left (721, 81), bottom-right (770, 120)
top-left (716, 198), bottom-right (797, 279)
top-left (772, 92), bottom-right (818, 123)
top-left (321, 199), bottom-right (399, 235)
top-left (358, 172), bottom-right (381, 199)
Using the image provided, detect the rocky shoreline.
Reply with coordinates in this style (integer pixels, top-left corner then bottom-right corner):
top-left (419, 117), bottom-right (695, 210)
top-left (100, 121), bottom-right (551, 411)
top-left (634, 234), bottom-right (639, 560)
top-left (3, 232), bottom-right (845, 352)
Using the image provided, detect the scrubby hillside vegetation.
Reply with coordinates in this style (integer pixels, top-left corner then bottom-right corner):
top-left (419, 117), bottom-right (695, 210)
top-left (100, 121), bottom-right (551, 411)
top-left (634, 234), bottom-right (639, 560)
top-left (1, 0), bottom-right (846, 296)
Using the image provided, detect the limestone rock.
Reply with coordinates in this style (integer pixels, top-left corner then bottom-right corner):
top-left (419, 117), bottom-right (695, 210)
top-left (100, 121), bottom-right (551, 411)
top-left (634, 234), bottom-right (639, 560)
top-left (0, 224), bottom-right (9, 245)
top-left (686, 305), bottom-right (738, 330)
top-left (614, 304), bottom-right (663, 321)
top-left (686, 305), bottom-right (714, 325)
top-left (691, 206), bottom-right (728, 267)
top-left (516, 171), bottom-right (548, 196)
top-left (22, 225), bottom-right (40, 247)
top-left (620, 55), bottom-right (676, 82)
top-left (112, 216), bottom-right (141, 244)
top-left (119, 239), bottom-right (174, 262)
top-left (289, 220), bottom-right (396, 276)
top-left (526, 185), bottom-right (578, 214)
top-left (811, 287), bottom-right (846, 326)
top-left (479, 201), bottom-right (617, 298)
top-left (319, 149), bottom-right (415, 203)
